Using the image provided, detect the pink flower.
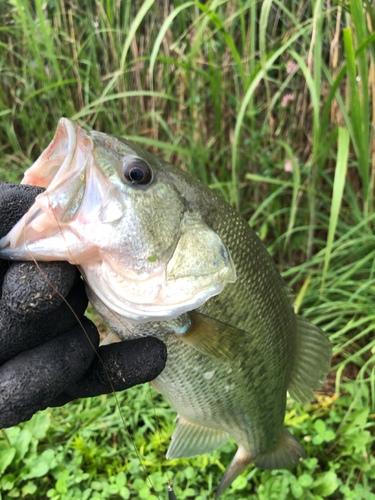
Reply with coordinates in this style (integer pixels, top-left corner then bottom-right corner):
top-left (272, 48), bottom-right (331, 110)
top-left (284, 159), bottom-right (294, 173)
top-left (287, 61), bottom-right (298, 74)
top-left (284, 157), bottom-right (299, 173)
top-left (281, 93), bottom-right (295, 108)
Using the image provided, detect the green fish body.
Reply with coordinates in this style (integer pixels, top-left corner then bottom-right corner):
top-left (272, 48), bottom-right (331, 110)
top-left (0, 119), bottom-right (332, 497)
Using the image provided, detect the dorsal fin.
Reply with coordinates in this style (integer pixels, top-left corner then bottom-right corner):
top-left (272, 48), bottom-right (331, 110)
top-left (288, 315), bottom-right (332, 404)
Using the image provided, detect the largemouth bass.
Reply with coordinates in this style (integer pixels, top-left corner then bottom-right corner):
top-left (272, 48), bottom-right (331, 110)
top-left (0, 119), bottom-right (332, 497)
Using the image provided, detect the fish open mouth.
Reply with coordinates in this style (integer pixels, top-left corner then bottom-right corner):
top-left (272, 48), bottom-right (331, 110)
top-left (0, 119), bottom-right (95, 261)
top-left (21, 118), bottom-right (95, 227)
top-left (0, 118), bottom-right (236, 323)
top-left (23, 118), bottom-right (80, 189)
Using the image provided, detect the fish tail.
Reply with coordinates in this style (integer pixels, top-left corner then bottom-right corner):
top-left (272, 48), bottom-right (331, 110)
top-left (215, 445), bottom-right (253, 499)
top-left (254, 428), bottom-right (307, 470)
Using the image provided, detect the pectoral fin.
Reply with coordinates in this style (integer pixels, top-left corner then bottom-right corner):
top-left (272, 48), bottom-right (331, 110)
top-left (167, 414), bottom-right (229, 459)
top-left (176, 312), bottom-right (249, 363)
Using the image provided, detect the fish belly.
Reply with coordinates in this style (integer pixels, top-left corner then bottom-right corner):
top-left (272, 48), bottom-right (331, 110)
top-left (151, 332), bottom-right (287, 459)
top-left (90, 286), bottom-right (292, 459)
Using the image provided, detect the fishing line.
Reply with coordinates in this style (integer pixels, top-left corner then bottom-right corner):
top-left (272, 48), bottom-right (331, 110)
top-left (147, 382), bottom-right (175, 486)
top-left (41, 189), bottom-right (177, 495)
top-left (22, 201), bottom-right (163, 500)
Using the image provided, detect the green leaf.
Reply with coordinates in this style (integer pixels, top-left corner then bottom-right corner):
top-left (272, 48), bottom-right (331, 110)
top-left (91, 481), bottom-right (103, 491)
top-left (74, 472), bottom-right (90, 484)
top-left (184, 466), bottom-right (195, 480)
top-left (116, 473), bottom-right (126, 488)
top-left (139, 485), bottom-right (151, 499)
top-left (7, 487), bottom-right (20, 498)
top-left (0, 448), bottom-right (16, 475)
top-left (2, 428), bottom-right (20, 443)
top-left (1, 473), bottom-right (16, 491)
top-left (231, 474), bottom-right (247, 490)
top-left (22, 456), bottom-right (51, 480)
top-left (182, 489), bottom-right (196, 497)
top-left (323, 430), bottom-right (336, 442)
top-left (258, 475), bottom-right (290, 499)
top-left (21, 482), bottom-right (37, 497)
top-left (55, 470), bottom-right (69, 494)
top-left (107, 484), bottom-right (120, 494)
top-left (82, 489), bottom-right (93, 500)
top-left (27, 411), bottom-right (51, 440)
top-left (313, 471), bottom-right (340, 496)
top-left (119, 486), bottom-right (130, 499)
top-left (350, 407), bottom-right (370, 429)
top-left (312, 434), bottom-right (324, 445)
top-left (350, 430), bottom-right (371, 453)
top-left (314, 419), bottom-right (326, 434)
top-left (298, 474), bottom-right (314, 488)
top-left (291, 482), bottom-right (304, 498)
top-left (13, 430), bottom-right (32, 461)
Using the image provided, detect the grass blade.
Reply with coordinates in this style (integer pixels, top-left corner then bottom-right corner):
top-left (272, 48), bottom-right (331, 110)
top-left (349, 0), bottom-right (370, 207)
top-left (149, 2), bottom-right (196, 90)
top-left (277, 140), bottom-right (301, 251)
top-left (232, 24), bottom-right (312, 210)
top-left (343, 27), bottom-right (369, 201)
top-left (289, 50), bottom-right (320, 147)
top-left (196, 2), bottom-right (246, 85)
top-left (320, 127), bottom-right (350, 294)
top-left (99, 0), bottom-right (155, 102)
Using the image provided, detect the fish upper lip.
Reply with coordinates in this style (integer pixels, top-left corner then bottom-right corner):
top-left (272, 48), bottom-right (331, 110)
top-left (0, 119), bottom-right (90, 256)
top-left (53, 118), bottom-right (77, 183)
top-left (21, 118), bottom-right (79, 189)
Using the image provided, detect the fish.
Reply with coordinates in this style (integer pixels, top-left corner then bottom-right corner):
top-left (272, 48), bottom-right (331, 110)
top-left (0, 118), bottom-right (332, 497)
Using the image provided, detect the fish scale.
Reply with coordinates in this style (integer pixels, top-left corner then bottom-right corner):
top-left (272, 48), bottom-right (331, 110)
top-left (0, 119), bottom-right (332, 497)
top-left (153, 334), bottom-right (254, 444)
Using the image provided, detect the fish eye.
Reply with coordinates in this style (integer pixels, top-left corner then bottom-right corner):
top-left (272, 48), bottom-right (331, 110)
top-left (123, 159), bottom-right (152, 185)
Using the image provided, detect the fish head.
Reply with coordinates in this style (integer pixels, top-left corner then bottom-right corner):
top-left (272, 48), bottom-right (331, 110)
top-left (0, 118), bottom-right (235, 322)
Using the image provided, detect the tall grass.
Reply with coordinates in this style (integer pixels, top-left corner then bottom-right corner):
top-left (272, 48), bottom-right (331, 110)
top-left (1, 0), bottom-right (375, 498)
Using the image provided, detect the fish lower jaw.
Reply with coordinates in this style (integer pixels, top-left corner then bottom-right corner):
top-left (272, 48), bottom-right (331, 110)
top-left (87, 281), bottom-right (225, 323)
top-left (83, 261), bottom-right (228, 323)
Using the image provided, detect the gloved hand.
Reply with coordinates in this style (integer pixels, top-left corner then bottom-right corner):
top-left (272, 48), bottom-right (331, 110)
top-left (0, 182), bottom-right (167, 428)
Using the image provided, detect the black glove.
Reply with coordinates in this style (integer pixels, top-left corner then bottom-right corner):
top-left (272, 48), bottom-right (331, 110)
top-left (0, 182), bottom-right (167, 428)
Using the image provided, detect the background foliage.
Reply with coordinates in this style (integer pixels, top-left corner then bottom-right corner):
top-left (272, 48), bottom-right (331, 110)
top-left (0, 0), bottom-right (375, 498)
